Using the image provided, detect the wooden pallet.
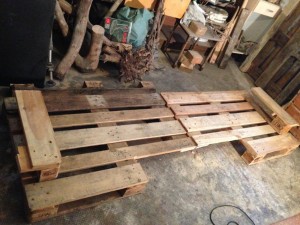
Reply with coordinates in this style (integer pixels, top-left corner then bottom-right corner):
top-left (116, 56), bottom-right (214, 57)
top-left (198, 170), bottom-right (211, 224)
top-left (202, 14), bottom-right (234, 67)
top-left (5, 84), bottom-right (197, 222)
top-left (161, 88), bottom-right (300, 165)
top-left (4, 84), bottom-right (299, 222)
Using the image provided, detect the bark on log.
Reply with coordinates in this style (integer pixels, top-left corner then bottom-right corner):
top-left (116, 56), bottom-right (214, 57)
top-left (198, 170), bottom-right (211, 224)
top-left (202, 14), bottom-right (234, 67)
top-left (55, 1), bottom-right (69, 37)
top-left (75, 25), bottom-right (105, 73)
top-left (102, 36), bottom-right (132, 53)
top-left (58, 0), bottom-right (72, 14)
top-left (102, 54), bottom-right (121, 63)
top-left (105, 0), bottom-right (123, 17)
top-left (54, 0), bottom-right (92, 80)
top-left (103, 45), bottom-right (119, 55)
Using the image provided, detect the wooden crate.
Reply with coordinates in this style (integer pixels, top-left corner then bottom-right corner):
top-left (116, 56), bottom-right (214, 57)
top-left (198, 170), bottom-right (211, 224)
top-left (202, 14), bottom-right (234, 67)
top-left (161, 88), bottom-right (300, 165)
top-left (4, 84), bottom-right (197, 222)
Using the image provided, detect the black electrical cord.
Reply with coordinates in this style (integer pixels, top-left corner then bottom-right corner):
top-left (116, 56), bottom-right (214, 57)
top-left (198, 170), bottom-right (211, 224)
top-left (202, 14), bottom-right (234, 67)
top-left (209, 204), bottom-right (255, 225)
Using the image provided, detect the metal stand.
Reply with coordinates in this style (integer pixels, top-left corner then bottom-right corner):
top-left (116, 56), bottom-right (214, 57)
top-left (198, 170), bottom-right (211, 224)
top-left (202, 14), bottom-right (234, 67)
top-left (45, 33), bottom-right (56, 87)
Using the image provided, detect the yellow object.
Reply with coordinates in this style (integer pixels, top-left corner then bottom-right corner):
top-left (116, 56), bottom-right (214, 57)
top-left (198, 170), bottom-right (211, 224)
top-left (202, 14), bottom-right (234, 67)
top-left (124, 0), bottom-right (191, 19)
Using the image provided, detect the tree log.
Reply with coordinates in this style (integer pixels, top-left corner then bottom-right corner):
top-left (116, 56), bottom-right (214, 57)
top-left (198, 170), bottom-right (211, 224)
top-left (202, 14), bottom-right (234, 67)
top-left (102, 36), bottom-right (132, 53)
top-left (55, 1), bottom-right (69, 37)
top-left (103, 45), bottom-right (119, 55)
top-left (58, 0), bottom-right (72, 14)
top-left (102, 54), bottom-right (121, 63)
top-left (54, 0), bottom-right (92, 80)
top-left (105, 0), bottom-right (123, 17)
top-left (75, 25), bottom-right (105, 73)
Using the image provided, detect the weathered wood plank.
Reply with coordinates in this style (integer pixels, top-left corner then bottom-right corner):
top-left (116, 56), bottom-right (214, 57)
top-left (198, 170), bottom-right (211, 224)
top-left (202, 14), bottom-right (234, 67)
top-left (44, 93), bottom-right (165, 112)
top-left (180, 111), bottom-right (266, 132)
top-left (161, 91), bottom-right (246, 105)
top-left (60, 137), bottom-right (196, 173)
top-left (55, 121), bottom-right (186, 150)
top-left (15, 91), bottom-right (61, 169)
top-left (171, 102), bottom-right (253, 116)
top-left (25, 163), bottom-right (148, 211)
top-left (251, 87), bottom-right (299, 133)
top-left (192, 125), bottom-right (276, 147)
top-left (242, 133), bottom-right (299, 156)
top-left (51, 108), bottom-right (174, 128)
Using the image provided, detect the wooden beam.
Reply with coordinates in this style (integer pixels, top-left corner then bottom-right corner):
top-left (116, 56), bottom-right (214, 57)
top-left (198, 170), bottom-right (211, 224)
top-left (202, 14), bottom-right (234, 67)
top-left (218, 9), bottom-right (250, 68)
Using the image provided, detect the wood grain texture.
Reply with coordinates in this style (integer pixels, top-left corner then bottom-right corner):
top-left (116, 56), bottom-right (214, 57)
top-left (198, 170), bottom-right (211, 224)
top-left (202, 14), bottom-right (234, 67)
top-left (55, 120), bottom-right (186, 150)
top-left (51, 108), bottom-right (174, 128)
top-left (171, 102), bottom-right (253, 116)
top-left (180, 111), bottom-right (266, 132)
top-left (242, 133), bottom-right (300, 156)
top-left (60, 137), bottom-right (196, 173)
top-left (193, 125), bottom-right (276, 147)
top-left (15, 91), bottom-right (61, 169)
top-left (251, 87), bottom-right (299, 129)
top-left (44, 93), bottom-right (165, 112)
top-left (161, 91), bottom-right (247, 105)
top-left (25, 163), bottom-right (148, 211)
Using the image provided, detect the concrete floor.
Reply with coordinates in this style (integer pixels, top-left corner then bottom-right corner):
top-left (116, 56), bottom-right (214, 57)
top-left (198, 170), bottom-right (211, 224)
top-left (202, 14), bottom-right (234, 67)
top-left (0, 54), bottom-right (299, 225)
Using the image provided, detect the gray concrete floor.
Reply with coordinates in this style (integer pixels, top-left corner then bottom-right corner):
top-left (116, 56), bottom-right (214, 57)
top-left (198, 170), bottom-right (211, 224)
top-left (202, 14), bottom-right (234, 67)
top-left (0, 54), bottom-right (299, 225)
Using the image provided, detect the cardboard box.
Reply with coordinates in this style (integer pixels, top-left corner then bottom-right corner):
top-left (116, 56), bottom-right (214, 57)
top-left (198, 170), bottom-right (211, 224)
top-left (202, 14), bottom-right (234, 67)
top-left (179, 55), bottom-right (194, 73)
top-left (188, 21), bottom-right (207, 36)
top-left (185, 50), bottom-right (203, 65)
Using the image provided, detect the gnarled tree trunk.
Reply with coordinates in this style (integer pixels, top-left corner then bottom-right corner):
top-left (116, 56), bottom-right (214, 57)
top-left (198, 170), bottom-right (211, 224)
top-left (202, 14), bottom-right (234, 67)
top-left (75, 25), bottom-right (105, 72)
top-left (54, 0), bottom-right (92, 80)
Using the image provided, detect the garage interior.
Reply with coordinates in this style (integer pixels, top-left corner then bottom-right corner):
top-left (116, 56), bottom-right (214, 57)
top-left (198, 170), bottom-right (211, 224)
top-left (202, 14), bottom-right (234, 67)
top-left (0, 0), bottom-right (299, 225)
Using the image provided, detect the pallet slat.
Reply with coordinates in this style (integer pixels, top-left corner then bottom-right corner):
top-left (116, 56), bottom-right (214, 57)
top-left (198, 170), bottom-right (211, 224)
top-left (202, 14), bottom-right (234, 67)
top-left (15, 90), bottom-right (61, 169)
top-left (242, 133), bottom-right (300, 156)
top-left (180, 111), bottom-right (266, 132)
top-left (55, 121), bottom-right (186, 150)
top-left (193, 125), bottom-right (276, 147)
top-left (51, 108), bottom-right (174, 128)
top-left (44, 93), bottom-right (165, 112)
top-left (161, 91), bottom-right (247, 105)
top-left (25, 163), bottom-right (148, 212)
top-left (171, 102), bottom-right (253, 116)
top-left (60, 137), bottom-right (196, 173)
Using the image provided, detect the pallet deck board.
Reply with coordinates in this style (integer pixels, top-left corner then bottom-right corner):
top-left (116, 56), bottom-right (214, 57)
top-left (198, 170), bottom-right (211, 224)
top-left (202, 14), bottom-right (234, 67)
top-left (193, 125), bottom-right (276, 147)
top-left (242, 133), bottom-right (300, 156)
top-left (25, 163), bottom-right (148, 211)
top-left (44, 93), bottom-right (165, 112)
top-left (171, 102), bottom-right (254, 116)
top-left (55, 120), bottom-right (186, 150)
top-left (60, 137), bottom-right (196, 173)
top-left (161, 90), bottom-right (247, 105)
top-left (15, 90), bottom-right (61, 169)
top-left (50, 108), bottom-right (174, 128)
top-left (179, 111), bottom-right (266, 132)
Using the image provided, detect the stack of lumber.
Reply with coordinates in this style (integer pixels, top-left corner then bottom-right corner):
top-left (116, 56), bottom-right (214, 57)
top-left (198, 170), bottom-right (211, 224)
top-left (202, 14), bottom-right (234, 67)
top-left (4, 83), bottom-right (299, 222)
